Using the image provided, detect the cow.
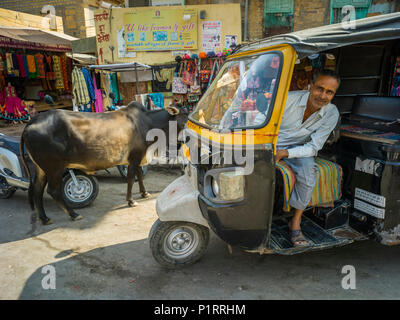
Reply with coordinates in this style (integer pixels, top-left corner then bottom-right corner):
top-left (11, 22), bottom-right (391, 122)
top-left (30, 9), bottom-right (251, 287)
top-left (20, 101), bottom-right (188, 225)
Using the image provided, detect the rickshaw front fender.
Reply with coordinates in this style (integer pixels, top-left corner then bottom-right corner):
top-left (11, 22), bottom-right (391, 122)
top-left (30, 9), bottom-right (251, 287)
top-left (156, 175), bottom-right (209, 228)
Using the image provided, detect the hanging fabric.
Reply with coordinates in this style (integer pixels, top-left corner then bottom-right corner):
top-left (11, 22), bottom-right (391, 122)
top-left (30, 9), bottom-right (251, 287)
top-left (34, 53), bottom-right (46, 79)
top-left (72, 67), bottom-right (90, 106)
top-left (16, 54), bottom-right (27, 78)
top-left (52, 55), bottom-right (64, 89)
top-left (81, 67), bottom-right (95, 102)
top-left (11, 54), bottom-right (19, 77)
top-left (26, 55), bottom-right (38, 79)
top-left (92, 73), bottom-right (103, 113)
top-left (109, 73), bottom-right (120, 103)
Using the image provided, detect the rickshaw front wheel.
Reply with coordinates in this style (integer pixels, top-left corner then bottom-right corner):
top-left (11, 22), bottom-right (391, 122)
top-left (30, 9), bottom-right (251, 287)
top-left (149, 219), bottom-right (209, 269)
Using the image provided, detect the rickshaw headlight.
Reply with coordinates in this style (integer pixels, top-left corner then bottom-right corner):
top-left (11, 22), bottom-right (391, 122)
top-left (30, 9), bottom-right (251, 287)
top-left (205, 168), bottom-right (245, 202)
top-left (211, 177), bottom-right (219, 196)
top-left (219, 171), bottom-right (245, 201)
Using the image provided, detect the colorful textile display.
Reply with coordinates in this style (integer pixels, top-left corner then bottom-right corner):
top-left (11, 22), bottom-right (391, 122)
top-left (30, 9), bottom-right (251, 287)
top-left (276, 158), bottom-right (343, 212)
top-left (52, 55), bottom-right (64, 89)
top-left (72, 67), bottom-right (90, 106)
top-left (16, 54), bottom-right (27, 78)
top-left (109, 73), bottom-right (120, 103)
top-left (34, 53), bottom-right (46, 79)
top-left (26, 55), bottom-right (38, 78)
top-left (81, 68), bottom-right (95, 102)
top-left (0, 83), bottom-right (29, 121)
top-left (92, 74), bottom-right (103, 113)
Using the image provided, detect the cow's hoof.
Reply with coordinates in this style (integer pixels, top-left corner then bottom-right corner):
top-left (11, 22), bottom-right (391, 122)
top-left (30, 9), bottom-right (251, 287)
top-left (141, 192), bottom-right (151, 199)
top-left (71, 214), bottom-right (83, 221)
top-left (41, 218), bottom-right (53, 225)
top-left (128, 200), bottom-right (139, 207)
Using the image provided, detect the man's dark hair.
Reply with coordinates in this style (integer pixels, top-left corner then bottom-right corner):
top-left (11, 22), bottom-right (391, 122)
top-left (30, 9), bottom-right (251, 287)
top-left (312, 69), bottom-right (341, 87)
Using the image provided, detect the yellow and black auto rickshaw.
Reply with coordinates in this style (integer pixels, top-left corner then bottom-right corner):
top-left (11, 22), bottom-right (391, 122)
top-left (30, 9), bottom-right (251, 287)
top-left (149, 13), bottom-right (400, 268)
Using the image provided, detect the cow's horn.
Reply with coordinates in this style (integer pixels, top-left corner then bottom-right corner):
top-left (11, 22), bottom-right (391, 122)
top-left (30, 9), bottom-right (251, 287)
top-left (166, 106), bottom-right (180, 115)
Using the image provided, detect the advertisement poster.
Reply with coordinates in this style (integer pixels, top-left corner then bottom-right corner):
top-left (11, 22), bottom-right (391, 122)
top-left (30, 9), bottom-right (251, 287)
top-left (225, 35), bottom-right (238, 49)
top-left (117, 27), bottom-right (137, 58)
top-left (201, 21), bottom-right (222, 52)
top-left (123, 8), bottom-right (197, 51)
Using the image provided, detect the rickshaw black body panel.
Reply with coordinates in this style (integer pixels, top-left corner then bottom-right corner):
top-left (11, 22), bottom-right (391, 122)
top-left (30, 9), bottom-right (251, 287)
top-left (197, 149), bottom-right (275, 250)
top-left (337, 137), bottom-right (400, 232)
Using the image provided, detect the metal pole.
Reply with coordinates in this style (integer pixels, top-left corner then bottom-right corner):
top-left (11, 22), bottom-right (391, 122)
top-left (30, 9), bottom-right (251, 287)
top-left (135, 63), bottom-right (139, 96)
top-left (244, 0), bottom-right (248, 42)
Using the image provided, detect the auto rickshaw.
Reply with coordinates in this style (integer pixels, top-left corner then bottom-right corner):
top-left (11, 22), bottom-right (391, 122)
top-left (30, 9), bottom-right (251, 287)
top-left (149, 13), bottom-right (400, 268)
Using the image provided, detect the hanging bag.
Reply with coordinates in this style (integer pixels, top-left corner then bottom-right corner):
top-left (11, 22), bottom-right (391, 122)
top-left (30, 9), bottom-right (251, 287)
top-left (183, 60), bottom-right (195, 86)
top-left (189, 60), bottom-right (201, 95)
top-left (172, 61), bottom-right (188, 94)
top-left (200, 60), bottom-right (212, 83)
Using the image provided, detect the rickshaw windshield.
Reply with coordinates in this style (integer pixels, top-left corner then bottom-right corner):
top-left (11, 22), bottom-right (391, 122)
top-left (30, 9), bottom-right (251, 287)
top-left (189, 52), bottom-right (281, 130)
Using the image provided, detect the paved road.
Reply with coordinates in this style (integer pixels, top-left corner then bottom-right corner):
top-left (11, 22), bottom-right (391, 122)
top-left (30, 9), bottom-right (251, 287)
top-left (1, 166), bottom-right (400, 300)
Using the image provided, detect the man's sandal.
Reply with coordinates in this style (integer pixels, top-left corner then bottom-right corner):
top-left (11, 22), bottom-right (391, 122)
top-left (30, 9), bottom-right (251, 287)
top-left (290, 229), bottom-right (310, 247)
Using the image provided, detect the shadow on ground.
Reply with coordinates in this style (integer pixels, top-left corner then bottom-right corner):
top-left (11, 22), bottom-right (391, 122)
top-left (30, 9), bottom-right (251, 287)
top-left (0, 167), bottom-right (180, 245)
top-left (18, 232), bottom-right (400, 300)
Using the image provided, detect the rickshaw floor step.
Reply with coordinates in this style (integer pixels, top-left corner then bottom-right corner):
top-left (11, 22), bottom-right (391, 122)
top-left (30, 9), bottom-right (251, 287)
top-left (270, 216), bottom-right (350, 251)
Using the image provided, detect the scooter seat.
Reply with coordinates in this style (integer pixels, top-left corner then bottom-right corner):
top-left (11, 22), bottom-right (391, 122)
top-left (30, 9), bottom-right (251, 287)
top-left (0, 135), bottom-right (22, 156)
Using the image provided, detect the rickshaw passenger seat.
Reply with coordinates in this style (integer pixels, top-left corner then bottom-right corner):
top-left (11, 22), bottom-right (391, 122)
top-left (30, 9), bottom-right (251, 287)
top-left (275, 158), bottom-right (343, 212)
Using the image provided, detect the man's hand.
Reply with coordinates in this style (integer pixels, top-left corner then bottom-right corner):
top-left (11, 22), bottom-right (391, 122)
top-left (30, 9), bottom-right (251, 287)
top-left (275, 149), bottom-right (289, 163)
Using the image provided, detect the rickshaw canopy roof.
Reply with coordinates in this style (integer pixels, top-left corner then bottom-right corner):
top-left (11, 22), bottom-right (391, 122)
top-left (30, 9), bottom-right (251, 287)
top-left (236, 12), bottom-right (400, 59)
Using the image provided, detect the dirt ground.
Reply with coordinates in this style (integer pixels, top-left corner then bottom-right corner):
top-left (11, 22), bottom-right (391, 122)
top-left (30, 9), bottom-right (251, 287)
top-left (0, 119), bottom-right (26, 136)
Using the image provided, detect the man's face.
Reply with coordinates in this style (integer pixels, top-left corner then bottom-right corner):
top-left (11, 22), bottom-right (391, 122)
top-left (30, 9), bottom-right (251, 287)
top-left (308, 75), bottom-right (339, 109)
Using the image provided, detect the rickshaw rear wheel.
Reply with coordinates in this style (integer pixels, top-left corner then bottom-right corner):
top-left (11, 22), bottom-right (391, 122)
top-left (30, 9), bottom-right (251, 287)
top-left (149, 219), bottom-right (209, 269)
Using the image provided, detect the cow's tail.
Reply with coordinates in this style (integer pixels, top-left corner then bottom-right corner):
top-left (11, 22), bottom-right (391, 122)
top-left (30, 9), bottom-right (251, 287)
top-left (20, 133), bottom-right (34, 211)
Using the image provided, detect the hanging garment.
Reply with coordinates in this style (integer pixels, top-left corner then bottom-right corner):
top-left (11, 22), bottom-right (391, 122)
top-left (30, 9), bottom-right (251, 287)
top-left (34, 53), bottom-right (46, 79)
top-left (109, 73), bottom-right (120, 103)
top-left (152, 65), bottom-right (175, 92)
top-left (148, 93), bottom-right (164, 109)
top-left (60, 55), bottom-right (69, 91)
top-left (22, 55), bottom-right (29, 78)
top-left (26, 55), bottom-right (37, 78)
top-left (16, 54), bottom-right (27, 78)
top-left (72, 67), bottom-right (90, 106)
top-left (81, 68), bottom-right (95, 102)
top-left (92, 74), bottom-right (103, 113)
top-left (100, 73), bottom-right (111, 111)
top-left (52, 55), bottom-right (64, 90)
top-left (11, 54), bottom-right (19, 77)
top-left (45, 55), bottom-right (55, 80)
top-left (4, 84), bottom-right (25, 117)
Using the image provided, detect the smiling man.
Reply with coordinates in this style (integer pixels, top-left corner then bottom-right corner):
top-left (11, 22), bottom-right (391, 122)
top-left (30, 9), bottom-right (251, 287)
top-left (275, 69), bottom-right (340, 247)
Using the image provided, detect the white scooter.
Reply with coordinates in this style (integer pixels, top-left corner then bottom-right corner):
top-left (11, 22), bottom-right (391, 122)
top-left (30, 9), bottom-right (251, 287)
top-left (0, 133), bottom-right (99, 208)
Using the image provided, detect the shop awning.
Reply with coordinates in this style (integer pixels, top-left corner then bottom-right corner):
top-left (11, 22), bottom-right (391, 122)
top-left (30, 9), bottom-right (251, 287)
top-left (67, 53), bottom-right (98, 65)
top-left (235, 12), bottom-right (400, 59)
top-left (88, 62), bottom-right (152, 72)
top-left (0, 26), bottom-right (78, 51)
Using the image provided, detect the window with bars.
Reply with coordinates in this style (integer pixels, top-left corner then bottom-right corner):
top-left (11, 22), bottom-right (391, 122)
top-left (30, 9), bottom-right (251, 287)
top-left (264, 0), bottom-right (294, 36)
top-left (330, 0), bottom-right (371, 24)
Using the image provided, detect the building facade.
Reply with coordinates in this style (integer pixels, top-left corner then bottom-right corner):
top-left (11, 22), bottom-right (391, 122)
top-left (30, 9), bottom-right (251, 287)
top-left (0, 0), bottom-right (124, 38)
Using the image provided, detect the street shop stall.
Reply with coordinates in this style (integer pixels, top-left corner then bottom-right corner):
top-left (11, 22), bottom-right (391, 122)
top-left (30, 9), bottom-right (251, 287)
top-left (151, 50), bottom-right (231, 113)
top-left (0, 27), bottom-right (77, 123)
top-left (88, 62), bottom-right (152, 110)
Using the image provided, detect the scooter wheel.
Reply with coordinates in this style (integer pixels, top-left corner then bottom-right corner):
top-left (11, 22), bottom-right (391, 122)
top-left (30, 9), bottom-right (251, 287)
top-left (149, 219), bottom-right (209, 269)
top-left (62, 170), bottom-right (99, 209)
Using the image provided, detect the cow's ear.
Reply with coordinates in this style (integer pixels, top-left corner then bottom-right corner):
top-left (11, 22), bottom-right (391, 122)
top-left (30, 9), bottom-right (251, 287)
top-left (166, 106), bottom-right (180, 115)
